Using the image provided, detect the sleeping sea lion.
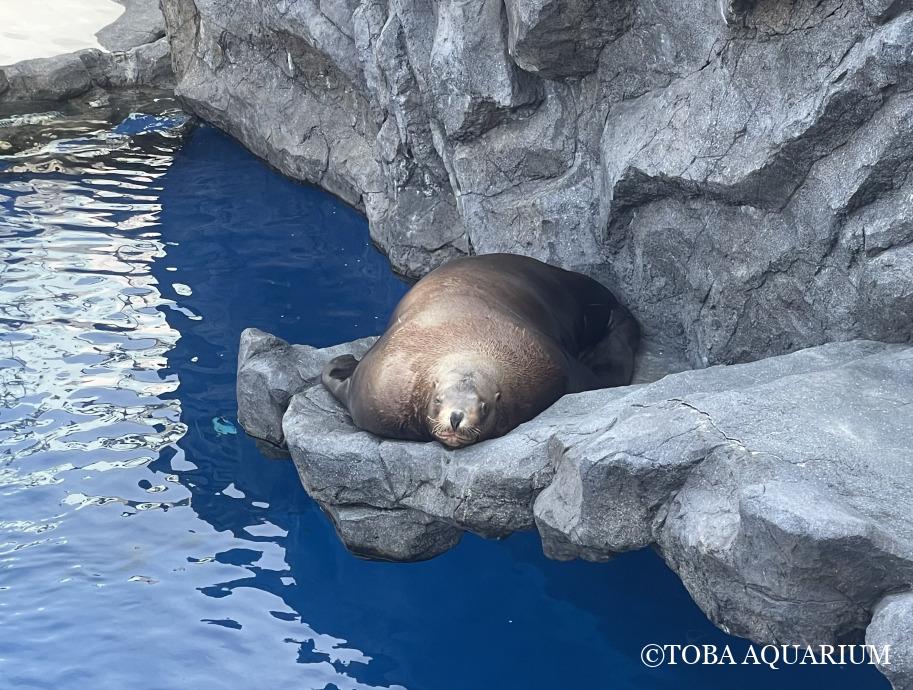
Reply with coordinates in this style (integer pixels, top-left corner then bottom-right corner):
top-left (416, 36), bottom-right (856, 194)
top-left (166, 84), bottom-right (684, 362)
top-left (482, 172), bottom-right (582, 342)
top-left (321, 253), bottom-right (639, 448)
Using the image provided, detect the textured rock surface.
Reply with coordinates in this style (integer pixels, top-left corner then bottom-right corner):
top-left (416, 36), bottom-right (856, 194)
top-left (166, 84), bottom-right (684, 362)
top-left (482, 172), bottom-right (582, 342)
top-left (0, 0), bottom-right (172, 110)
top-left (97, 0), bottom-right (168, 53)
top-left (868, 593), bottom-right (913, 689)
top-left (236, 328), bottom-right (377, 447)
top-left (323, 504), bottom-right (464, 561)
top-left (164, 0), bottom-right (913, 367)
top-left (238, 332), bottom-right (913, 679)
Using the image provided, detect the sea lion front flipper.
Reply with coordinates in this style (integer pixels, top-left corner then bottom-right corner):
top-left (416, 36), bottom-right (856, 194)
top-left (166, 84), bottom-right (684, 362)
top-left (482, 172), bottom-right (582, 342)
top-left (321, 354), bottom-right (359, 408)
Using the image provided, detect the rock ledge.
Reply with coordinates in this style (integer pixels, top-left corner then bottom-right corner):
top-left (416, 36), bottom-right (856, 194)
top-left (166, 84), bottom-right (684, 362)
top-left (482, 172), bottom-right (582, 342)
top-left (238, 327), bottom-right (913, 687)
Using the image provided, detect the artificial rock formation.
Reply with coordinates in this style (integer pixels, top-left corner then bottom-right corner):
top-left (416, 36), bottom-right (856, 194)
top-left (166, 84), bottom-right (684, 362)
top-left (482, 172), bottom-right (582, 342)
top-left (237, 329), bottom-right (913, 678)
top-left (163, 0), bottom-right (913, 367)
top-left (174, 0), bottom-right (913, 684)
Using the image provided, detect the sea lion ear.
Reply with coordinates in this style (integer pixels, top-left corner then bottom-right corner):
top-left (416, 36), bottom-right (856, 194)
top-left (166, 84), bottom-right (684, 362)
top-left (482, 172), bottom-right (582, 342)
top-left (495, 391), bottom-right (501, 401)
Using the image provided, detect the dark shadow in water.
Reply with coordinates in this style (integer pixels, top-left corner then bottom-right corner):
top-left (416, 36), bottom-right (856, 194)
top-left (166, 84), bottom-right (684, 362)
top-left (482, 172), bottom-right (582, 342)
top-left (152, 126), bottom-right (889, 690)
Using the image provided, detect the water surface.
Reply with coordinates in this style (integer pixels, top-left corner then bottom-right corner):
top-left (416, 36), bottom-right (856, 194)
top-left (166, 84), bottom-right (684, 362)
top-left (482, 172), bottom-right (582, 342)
top-left (0, 121), bottom-right (889, 689)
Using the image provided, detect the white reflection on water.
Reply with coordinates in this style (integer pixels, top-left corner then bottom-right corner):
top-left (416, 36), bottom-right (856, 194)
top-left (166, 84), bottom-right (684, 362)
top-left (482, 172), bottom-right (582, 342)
top-left (0, 134), bottom-right (184, 496)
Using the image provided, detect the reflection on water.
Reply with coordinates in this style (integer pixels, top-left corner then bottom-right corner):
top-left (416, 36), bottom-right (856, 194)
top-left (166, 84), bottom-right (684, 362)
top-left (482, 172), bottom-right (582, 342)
top-left (1, 125), bottom-right (182, 501)
top-left (0, 117), bottom-right (410, 689)
top-left (0, 121), bottom-right (889, 690)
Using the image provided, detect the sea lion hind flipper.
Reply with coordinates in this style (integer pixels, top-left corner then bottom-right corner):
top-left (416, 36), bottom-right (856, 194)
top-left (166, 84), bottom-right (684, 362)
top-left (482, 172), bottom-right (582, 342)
top-left (325, 353), bottom-right (359, 380)
top-left (321, 354), bottom-right (359, 408)
top-left (578, 303), bottom-right (640, 388)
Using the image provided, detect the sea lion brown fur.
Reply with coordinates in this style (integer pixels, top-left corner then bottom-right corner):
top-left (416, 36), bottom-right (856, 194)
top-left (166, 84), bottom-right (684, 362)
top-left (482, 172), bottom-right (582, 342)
top-left (321, 253), bottom-right (639, 448)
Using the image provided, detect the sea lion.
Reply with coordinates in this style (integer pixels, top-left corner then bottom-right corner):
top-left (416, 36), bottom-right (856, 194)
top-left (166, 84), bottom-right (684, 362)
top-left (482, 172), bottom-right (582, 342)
top-left (321, 253), bottom-right (639, 448)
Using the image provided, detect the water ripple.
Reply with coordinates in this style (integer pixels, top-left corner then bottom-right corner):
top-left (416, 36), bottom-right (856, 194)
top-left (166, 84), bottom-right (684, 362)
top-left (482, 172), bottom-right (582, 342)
top-left (0, 113), bottom-right (414, 690)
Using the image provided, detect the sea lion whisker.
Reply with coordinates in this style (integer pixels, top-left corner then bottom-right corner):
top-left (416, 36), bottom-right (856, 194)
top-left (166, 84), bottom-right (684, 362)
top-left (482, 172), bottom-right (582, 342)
top-left (464, 426), bottom-right (481, 439)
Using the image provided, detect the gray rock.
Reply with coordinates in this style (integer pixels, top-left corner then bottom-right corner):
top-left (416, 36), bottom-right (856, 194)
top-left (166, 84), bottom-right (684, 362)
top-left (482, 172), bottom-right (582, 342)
top-left (236, 327), bottom-right (376, 447)
top-left (97, 0), bottom-right (168, 53)
top-left (428, 0), bottom-right (541, 139)
top-left (323, 504), bottom-right (463, 561)
top-left (721, 0), bottom-right (759, 24)
top-left (865, 0), bottom-right (913, 22)
top-left (0, 54), bottom-right (93, 102)
top-left (238, 331), bottom-right (913, 689)
top-left (163, 0), bottom-right (913, 369)
top-left (867, 592), bottom-right (913, 690)
top-left (79, 37), bottom-right (174, 90)
top-left (504, 0), bottom-right (631, 78)
top-left (536, 339), bottom-right (913, 645)
top-left (161, 0), bottom-right (471, 276)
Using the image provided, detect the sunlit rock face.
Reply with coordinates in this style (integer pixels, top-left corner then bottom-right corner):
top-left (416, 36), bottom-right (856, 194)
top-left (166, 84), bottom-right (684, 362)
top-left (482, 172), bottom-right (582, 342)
top-left (163, 0), bottom-right (913, 367)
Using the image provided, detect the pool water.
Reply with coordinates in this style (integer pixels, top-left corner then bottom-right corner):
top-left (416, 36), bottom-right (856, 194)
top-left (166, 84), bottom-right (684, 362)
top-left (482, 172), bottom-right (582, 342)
top-left (0, 120), bottom-right (889, 689)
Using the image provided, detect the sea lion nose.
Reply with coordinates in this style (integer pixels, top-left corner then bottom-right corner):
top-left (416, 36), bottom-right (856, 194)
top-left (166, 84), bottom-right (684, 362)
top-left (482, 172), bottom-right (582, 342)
top-left (450, 411), bottom-right (464, 430)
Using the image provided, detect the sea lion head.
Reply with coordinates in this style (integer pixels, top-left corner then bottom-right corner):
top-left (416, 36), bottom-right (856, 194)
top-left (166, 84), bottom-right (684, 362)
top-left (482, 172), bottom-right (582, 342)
top-left (425, 358), bottom-right (501, 448)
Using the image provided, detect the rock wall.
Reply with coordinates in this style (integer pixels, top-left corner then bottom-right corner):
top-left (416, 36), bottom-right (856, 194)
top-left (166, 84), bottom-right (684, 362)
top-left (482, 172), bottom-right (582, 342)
top-left (161, 0), bottom-right (913, 367)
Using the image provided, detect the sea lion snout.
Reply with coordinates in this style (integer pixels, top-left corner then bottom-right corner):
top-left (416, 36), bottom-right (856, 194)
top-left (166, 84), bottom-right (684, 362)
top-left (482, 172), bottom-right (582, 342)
top-left (450, 411), bottom-right (464, 430)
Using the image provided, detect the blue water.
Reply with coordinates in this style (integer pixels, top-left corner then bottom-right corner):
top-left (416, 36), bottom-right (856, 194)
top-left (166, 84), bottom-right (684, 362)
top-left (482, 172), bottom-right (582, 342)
top-left (0, 121), bottom-right (889, 689)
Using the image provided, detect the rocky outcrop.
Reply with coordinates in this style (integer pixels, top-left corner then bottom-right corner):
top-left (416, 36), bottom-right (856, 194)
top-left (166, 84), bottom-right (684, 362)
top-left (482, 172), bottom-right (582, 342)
top-left (97, 0), bottom-right (168, 53)
top-left (163, 0), bottom-right (913, 367)
top-left (238, 328), bottom-right (913, 686)
top-left (0, 0), bottom-right (172, 112)
top-left (868, 593), bottom-right (913, 689)
top-left (236, 328), bottom-right (378, 448)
